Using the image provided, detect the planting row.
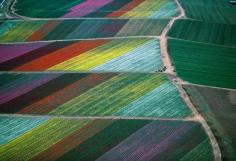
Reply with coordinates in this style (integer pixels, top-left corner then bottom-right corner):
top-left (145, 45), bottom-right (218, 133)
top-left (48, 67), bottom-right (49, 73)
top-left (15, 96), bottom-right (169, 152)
top-left (0, 19), bottom-right (169, 43)
top-left (14, 0), bottom-right (178, 18)
top-left (0, 38), bottom-right (162, 72)
top-left (168, 38), bottom-right (236, 89)
top-left (179, 0), bottom-right (236, 24)
top-left (168, 19), bottom-right (236, 47)
top-left (0, 116), bottom-right (213, 161)
top-left (185, 84), bottom-right (236, 160)
top-left (0, 73), bottom-right (191, 118)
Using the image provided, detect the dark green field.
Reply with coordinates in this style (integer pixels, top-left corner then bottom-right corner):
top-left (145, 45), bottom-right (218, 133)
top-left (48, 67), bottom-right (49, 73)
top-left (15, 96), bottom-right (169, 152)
top-left (13, 0), bottom-right (178, 19)
top-left (179, 0), bottom-right (236, 24)
top-left (0, 19), bottom-right (169, 43)
top-left (168, 38), bottom-right (236, 89)
top-left (185, 85), bottom-right (236, 161)
top-left (168, 19), bottom-right (236, 47)
top-left (14, 0), bottom-right (82, 18)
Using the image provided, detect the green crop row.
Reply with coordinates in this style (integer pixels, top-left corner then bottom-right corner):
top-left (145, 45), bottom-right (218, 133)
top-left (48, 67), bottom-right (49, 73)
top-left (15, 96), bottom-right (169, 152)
top-left (168, 38), bottom-right (236, 89)
top-left (168, 19), bottom-right (236, 47)
top-left (179, 0), bottom-right (236, 24)
top-left (184, 85), bottom-right (236, 160)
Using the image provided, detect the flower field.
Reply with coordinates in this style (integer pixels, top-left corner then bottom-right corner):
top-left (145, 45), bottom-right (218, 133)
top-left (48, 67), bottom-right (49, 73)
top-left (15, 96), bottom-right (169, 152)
top-left (14, 0), bottom-right (178, 18)
top-left (0, 0), bottom-right (224, 160)
top-left (0, 116), bottom-right (213, 161)
top-left (0, 19), bottom-right (169, 43)
top-left (0, 73), bottom-right (191, 118)
top-left (0, 38), bottom-right (162, 72)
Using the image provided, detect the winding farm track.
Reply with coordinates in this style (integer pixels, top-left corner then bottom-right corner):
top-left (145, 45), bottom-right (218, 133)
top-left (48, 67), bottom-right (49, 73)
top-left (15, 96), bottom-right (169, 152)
top-left (1, 0), bottom-right (223, 160)
top-left (160, 0), bottom-right (184, 75)
top-left (176, 84), bottom-right (222, 161)
top-left (160, 0), bottom-right (222, 160)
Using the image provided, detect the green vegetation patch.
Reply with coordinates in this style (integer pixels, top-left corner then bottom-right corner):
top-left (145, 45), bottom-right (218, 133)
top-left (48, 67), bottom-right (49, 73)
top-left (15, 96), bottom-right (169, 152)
top-left (168, 19), bottom-right (236, 47)
top-left (14, 0), bottom-right (83, 18)
top-left (168, 38), bottom-right (236, 89)
top-left (179, 0), bottom-right (236, 24)
top-left (0, 117), bottom-right (213, 161)
top-left (184, 85), bottom-right (236, 161)
top-left (0, 73), bottom-right (191, 118)
top-left (0, 19), bottom-right (169, 43)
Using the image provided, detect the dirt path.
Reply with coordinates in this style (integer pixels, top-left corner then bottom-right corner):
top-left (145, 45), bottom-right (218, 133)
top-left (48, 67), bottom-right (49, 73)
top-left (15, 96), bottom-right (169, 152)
top-left (160, 0), bottom-right (222, 160)
top-left (160, 0), bottom-right (185, 74)
top-left (176, 84), bottom-right (222, 161)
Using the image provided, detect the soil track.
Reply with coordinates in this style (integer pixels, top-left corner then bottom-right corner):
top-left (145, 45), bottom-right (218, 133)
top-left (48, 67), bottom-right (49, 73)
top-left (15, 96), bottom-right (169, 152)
top-left (160, 0), bottom-right (222, 160)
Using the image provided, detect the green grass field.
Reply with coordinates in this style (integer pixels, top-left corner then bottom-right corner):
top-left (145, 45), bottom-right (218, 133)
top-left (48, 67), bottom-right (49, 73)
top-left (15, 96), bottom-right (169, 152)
top-left (0, 116), bottom-right (213, 161)
top-left (168, 38), bottom-right (236, 89)
top-left (185, 85), bottom-right (236, 160)
top-left (13, 0), bottom-right (178, 19)
top-left (0, 73), bottom-right (192, 118)
top-left (168, 19), bottom-right (236, 47)
top-left (179, 0), bottom-right (236, 24)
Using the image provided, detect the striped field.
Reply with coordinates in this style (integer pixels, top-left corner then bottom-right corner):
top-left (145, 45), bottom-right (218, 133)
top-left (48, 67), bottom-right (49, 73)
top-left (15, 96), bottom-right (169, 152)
top-left (168, 19), bottom-right (236, 47)
top-left (0, 0), bottom-right (220, 160)
top-left (0, 116), bottom-right (213, 161)
top-left (14, 0), bottom-right (178, 19)
top-left (0, 19), bottom-right (169, 43)
top-left (0, 73), bottom-right (191, 118)
top-left (184, 85), bottom-right (236, 160)
top-left (0, 38), bottom-right (162, 72)
top-left (168, 38), bottom-right (236, 89)
top-left (179, 0), bottom-right (236, 24)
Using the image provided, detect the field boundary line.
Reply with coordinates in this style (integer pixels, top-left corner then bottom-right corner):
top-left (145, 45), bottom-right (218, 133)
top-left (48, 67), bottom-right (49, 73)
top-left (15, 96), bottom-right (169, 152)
top-left (0, 71), bottom-right (161, 74)
top-left (177, 81), bottom-right (236, 92)
top-left (0, 36), bottom-right (160, 44)
top-left (168, 37), bottom-right (236, 49)
top-left (0, 17), bottom-right (173, 21)
top-left (0, 113), bottom-right (196, 121)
